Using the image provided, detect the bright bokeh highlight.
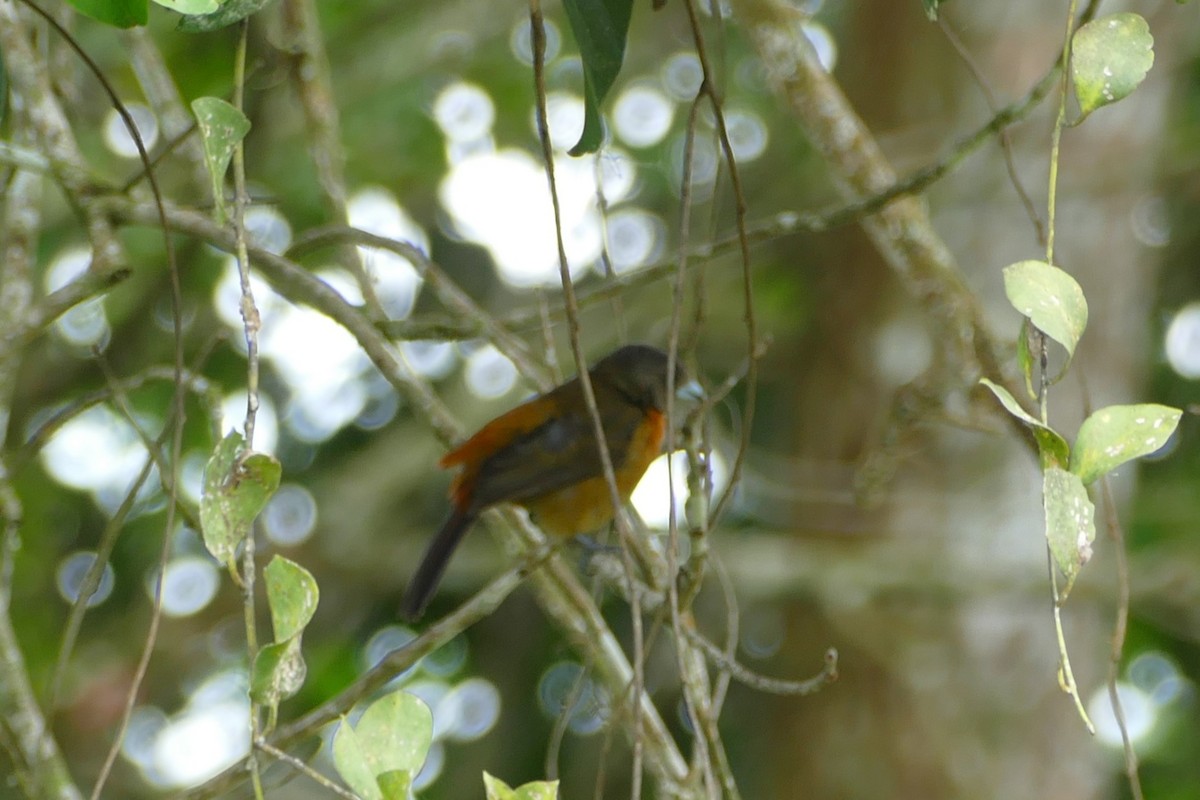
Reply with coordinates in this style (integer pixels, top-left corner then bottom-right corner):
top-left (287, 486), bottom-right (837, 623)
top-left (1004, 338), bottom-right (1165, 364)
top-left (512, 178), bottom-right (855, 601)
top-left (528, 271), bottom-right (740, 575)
top-left (631, 449), bottom-right (729, 530)
top-left (464, 344), bottom-right (518, 399)
top-left (56, 551), bottom-right (114, 607)
top-left (46, 245), bottom-right (110, 348)
top-left (103, 103), bottom-right (159, 158)
top-left (150, 556), bottom-right (220, 617)
top-left (613, 85), bottom-right (674, 148)
top-left (261, 484), bottom-right (318, 546)
top-left (40, 405), bottom-right (151, 512)
top-left (1165, 302), bottom-right (1200, 379)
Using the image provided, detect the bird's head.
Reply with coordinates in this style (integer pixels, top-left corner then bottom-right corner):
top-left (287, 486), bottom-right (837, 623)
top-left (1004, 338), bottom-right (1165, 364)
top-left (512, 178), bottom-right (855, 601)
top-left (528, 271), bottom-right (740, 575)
top-left (591, 344), bottom-right (695, 412)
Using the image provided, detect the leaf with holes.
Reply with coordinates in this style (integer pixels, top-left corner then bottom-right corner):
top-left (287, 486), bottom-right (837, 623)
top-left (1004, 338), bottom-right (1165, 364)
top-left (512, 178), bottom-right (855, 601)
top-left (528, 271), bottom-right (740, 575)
top-left (561, 0), bottom-right (633, 155)
top-left (978, 379), bottom-right (1070, 469)
top-left (1070, 404), bottom-right (1181, 485)
top-left (1043, 467), bottom-right (1095, 597)
top-left (192, 97), bottom-right (250, 225)
top-left (1072, 13), bottom-right (1154, 121)
top-left (199, 431), bottom-right (281, 573)
top-left (1003, 260), bottom-right (1088, 360)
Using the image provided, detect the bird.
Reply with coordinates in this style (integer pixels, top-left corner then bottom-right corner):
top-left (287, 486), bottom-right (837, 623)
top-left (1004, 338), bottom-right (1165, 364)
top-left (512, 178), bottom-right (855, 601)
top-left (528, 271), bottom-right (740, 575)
top-left (401, 344), bottom-right (689, 620)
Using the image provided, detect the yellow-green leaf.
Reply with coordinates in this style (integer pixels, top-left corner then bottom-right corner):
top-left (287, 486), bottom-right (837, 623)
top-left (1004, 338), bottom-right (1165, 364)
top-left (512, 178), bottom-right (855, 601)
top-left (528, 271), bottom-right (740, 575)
top-left (331, 691), bottom-right (432, 800)
top-left (192, 97), bottom-right (250, 224)
top-left (1002, 260), bottom-right (1088, 359)
top-left (1070, 404), bottom-right (1181, 485)
top-left (978, 379), bottom-right (1070, 469)
top-left (198, 432), bottom-right (281, 572)
top-left (264, 555), bottom-right (318, 643)
top-left (1043, 467), bottom-right (1095, 598)
top-left (1071, 13), bottom-right (1154, 121)
top-left (250, 638), bottom-right (306, 706)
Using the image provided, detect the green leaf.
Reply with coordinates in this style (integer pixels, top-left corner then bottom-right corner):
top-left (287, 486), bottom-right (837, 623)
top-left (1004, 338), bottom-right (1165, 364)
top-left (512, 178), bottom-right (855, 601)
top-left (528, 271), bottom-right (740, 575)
top-left (332, 691), bottom-right (433, 800)
top-left (250, 638), bottom-right (306, 705)
top-left (68, 0), bottom-right (148, 27)
top-left (1071, 13), bottom-right (1154, 121)
top-left (333, 721), bottom-right (382, 800)
top-left (483, 774), bottom-right (558, 800)
top-left (1070, 404), bottom-right (1181, 485)
top-left (513, 780), bottom-right (560, 799)
top-left (177, 0), bottom-right (274, 31)
top-left (264, 556), bottom-right (318, 643)
top-left (354, 691), bottom-right (433, 774)
top-left (191, 98), bottom-right (251, 225)
top-left (978, 379), bottom-right (1070, 469)
top-left (153, 0), bottom-right (220, 13)
top-left (375, 770), bottom-right (413, 800)
top-left (199, 431), bottom-right (281, 572)
top-left (484, 773), bottom-right (517, 800)
top-left (921, 0), bottom-right (948, 21)
top-left (199, 432), bottom-right (244, 570)
top-left (1043, 467), bottom-right (1095, 597)
top-left (1002, 260), bottom-right (1088, 359)
top-left (561, 0), bottom-right (633, 155)
top-left (1016, 319), bottom-right (1036, 400)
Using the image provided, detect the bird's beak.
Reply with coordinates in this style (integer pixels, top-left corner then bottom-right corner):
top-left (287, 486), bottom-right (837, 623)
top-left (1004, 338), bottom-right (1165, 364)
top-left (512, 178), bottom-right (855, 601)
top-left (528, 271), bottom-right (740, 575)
top-left (675, 380), bottom-right (705, 403)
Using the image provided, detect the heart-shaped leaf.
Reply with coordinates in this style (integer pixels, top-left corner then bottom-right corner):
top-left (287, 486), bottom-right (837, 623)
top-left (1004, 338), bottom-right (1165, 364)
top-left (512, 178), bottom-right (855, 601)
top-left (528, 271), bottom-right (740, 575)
top-left (1072, 13), bottom-right (1154, 121)
top-left (264, 555), bottom-right (318, 643)
top-left (332, 691), bottom-right (432, 800)
top-left (1003, 260), bottom-right (1088, 360)
top-left (199, 432), bottom-right (281, 572)
top-left (192, 97), bottom-right (251, 225)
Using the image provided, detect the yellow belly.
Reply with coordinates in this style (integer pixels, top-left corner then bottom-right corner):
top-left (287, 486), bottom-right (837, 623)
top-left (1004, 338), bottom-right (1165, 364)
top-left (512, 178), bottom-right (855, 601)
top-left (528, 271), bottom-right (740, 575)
top-left (520, 412), bottom-right (664, 537)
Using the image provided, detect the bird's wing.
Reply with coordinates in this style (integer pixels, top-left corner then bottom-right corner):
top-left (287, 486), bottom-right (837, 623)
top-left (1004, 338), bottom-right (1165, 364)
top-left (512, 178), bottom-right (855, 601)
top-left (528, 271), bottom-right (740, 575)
top-left (468, 385), bottom-right (641, 509)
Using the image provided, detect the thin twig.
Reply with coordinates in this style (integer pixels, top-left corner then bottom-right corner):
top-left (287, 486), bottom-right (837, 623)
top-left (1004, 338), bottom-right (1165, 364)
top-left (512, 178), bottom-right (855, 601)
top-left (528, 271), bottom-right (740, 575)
top-left (0, 477), bottom-right (83, 799)
top-left (1048, 548), bottom-right (1095, 733)
top-left (1099, 475), bottom-right (1143, 798)
top-left (4, 3), bottom-right (187, 797)
top-left (174, 543), bottom-right (546, 800)
top-left (226, 19), bottom-right (268, 800)
top-left (528, 7), bottom-right (658, 797)
top-left (937, 15), bottom-right (1045, 246)
top-left (688, 630), bottom-right (839, 697)
top-left (279, 0), bottom-right (381, 316)
top-left (8, 366), bottom-right (218, 474)
top-left (256, 739), bottom-right (360, 800)
top-left (47, 438), bottom-right (158, 713)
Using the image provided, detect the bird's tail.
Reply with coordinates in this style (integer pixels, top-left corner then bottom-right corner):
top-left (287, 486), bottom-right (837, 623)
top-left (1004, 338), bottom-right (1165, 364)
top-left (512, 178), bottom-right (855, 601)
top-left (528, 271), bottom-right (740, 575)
top-left (400, 508), bottom-right (475, 621)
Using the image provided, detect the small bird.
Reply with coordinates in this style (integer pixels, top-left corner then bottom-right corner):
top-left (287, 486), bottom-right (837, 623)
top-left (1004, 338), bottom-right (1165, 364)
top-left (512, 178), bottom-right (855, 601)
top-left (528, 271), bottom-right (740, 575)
top-left (401, 344), bottom-right (689, 620)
